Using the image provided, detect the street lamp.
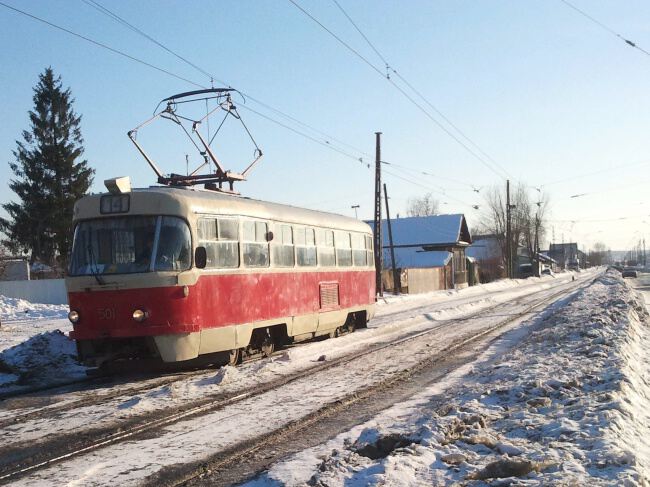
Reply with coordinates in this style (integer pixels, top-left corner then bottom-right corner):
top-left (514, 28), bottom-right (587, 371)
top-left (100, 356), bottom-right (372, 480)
top-left (351, 205), bottom-right (360, 219)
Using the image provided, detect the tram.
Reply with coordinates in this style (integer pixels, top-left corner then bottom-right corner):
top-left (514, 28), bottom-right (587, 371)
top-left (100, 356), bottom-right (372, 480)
top-left (66, 179), bottom-right (376, 366)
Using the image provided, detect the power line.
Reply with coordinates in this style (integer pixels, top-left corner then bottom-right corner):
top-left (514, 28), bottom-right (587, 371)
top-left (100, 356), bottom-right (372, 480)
top-left (540, 158), bottom-right (650, 187)
top-left (559, 0), bottom-right (650, 57)
top-left (0, 1), bottom-right (203, 88)
top-left (289, 0), bottom-right (509, 180)
top-left (331, 0), bottom-right (511, 179)
top-left (0, 1), bottom-right (374, 170)
top-left (380, 160), bottom-right (475, 188)
top-left (331, 0), bottom-right (390, 69)
top-left (79, 0), bottom-right (373, 160)
top-left (237, 104), bottom-right (369, 166)
top-left (382, 167), bottom-right (477, 209)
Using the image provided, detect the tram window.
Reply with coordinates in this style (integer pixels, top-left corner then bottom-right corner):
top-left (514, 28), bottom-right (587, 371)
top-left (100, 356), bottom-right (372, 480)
top-left (335, 231), bottom-right (352, 267)
top-left (198, 217), bottom-right (239, 269)
top-left (273, 224), bottom-right (294, 267)
top-left (316, 228), bottom-right (335, 267)
top-left (155, 217), bottom-right (191, 271)
top-left (243, 220), bottom-right (269, 267)
top-left (69, 216), bottom-right (159, 276)
top-left (365, 235), bottom-right (374, 266)
top-left (352, 233), bottom-right (367, 266)
top-left (219, 219), bottom-right (238, 241)
top-left (198, 219), bottom-right (217, 241)
top-left (296, 227), bottom-right (316, 267)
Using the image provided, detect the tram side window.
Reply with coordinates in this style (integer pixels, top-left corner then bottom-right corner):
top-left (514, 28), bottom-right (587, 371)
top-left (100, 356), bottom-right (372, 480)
top-left (352, 232), bottom-right (367, 266)
top-left (197, 217), bottom-right (239, 268)
top-left (295, 227), bottom-right (316, 267)
top-left (365, 235), bottom-right (374, 266)
top-left (273, 224), bottom-right (294, 267)
top-left (155, 216), bottom-right (192, 271)
top-left (316, 228), bottom-right (335, 267)
top-left (335, 231), bottom-right (352, 267)
top-left (243, 220), bottom-right (269, 267)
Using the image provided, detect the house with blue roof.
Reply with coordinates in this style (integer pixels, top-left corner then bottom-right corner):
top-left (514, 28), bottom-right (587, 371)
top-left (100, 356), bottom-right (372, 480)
top-left (369, 214), bottom-right (474, 292)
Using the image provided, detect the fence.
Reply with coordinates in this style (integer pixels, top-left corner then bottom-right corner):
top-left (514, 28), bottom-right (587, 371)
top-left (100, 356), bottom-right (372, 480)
top-left (0, 279), bottom-right (67, 305)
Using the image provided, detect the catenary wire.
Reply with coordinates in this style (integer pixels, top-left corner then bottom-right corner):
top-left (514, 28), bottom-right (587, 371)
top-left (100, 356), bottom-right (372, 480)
top-left (559, 0), bottom-right (650, 57)
top-left (0, 1), bottom-right (203, 89)
top-left (0, 1), bottom-right (376, 171)
top-left (331, 0), bottom-right (511, 179)
top-left (81, 0), bottom-right (498, 185)
top-left (288, 0), bottom-right (509, 180)
top-left (79, 0), bottom-right (373, 160)
top-left (3, 0), bottom-right (498, 202)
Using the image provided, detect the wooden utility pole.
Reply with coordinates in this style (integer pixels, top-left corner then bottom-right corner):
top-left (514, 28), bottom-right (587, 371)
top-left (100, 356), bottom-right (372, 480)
top-left (373, 132), bottom-right (383, 297)
top-left (506, 179), bottom-right (511, 278)
top-left (384, 183), bottom-right (400, 295)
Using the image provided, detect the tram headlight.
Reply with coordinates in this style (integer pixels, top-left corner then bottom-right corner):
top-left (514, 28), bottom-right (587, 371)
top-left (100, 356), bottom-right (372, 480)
top-left (132, 309), bottom-right (149, 323)
top-left (68, 310), bottom-right (80, 324)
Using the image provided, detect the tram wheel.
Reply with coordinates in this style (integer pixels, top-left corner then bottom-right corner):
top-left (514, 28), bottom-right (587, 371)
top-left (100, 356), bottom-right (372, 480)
top-left (228, 348), bottom-right (242, 366)
top-left (261, 337), bottom-right (275, 358)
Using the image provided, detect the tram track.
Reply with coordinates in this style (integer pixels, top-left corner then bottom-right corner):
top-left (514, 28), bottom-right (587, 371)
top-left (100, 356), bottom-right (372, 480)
top-left (168, 272), bottom-right (603, 487)
top-left (0, 271), bottom-right (600, 485)
top-left (0, 274), bottom-right (578, 424)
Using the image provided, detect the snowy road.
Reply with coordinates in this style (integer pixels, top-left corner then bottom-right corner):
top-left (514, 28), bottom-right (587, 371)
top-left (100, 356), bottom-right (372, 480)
top-left (245, 270), bottom-right (650, 486)
top-left (0, 270), bottom-right (602, 486)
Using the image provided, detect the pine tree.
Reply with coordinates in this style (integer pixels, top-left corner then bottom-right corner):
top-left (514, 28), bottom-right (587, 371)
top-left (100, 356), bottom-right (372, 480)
top-left (0, 67), bottom-right (94, 272)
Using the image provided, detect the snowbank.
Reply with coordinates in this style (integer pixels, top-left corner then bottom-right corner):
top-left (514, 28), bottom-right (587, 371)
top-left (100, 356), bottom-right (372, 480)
top-left (256, 271), bottom-right (650, 486)
top-left (0, 295), bottom-right (80, 389)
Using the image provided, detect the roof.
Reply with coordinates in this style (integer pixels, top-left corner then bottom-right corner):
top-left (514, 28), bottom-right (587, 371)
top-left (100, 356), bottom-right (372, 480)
top-left (370, 214), bottom-right (472, 248)
top-left (467, 236), bottom-right (502, 260)
top-left (385, 248), bottom-right (452, 269)
top-left (74, 186), bottom-right (371, 234)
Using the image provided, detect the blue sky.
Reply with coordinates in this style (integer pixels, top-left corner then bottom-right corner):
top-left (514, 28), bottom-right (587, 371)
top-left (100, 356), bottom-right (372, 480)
top-left (1, 0), bottom-right (649, 252)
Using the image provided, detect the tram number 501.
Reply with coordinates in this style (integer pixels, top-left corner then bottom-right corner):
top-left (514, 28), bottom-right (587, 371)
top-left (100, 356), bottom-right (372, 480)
top-left (97, 308), bottom-right (116, 320)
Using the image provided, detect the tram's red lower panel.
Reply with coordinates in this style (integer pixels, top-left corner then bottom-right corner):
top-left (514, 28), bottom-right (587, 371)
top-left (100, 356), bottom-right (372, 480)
top-left (69, 270), bottom-right (375, 340)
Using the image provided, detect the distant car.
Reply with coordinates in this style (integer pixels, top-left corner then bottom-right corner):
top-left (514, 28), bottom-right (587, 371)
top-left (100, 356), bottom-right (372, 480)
top-left (541, 268), bottom-right (554, 277)
top-left (622, 270), bottom-right (637, 278)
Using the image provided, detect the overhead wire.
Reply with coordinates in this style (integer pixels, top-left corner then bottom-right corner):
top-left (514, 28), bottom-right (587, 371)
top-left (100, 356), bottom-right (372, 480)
top-left (539, 158), bottom-right (650, 187)
top-left (3, 0), bottom-right (503, 212)
top-left (288, 0), bottom-right (509, 180)
top-left (79, 0), bottom-right (373, 160)
top-left (0, 1), bottom-right (375, 173)
top-left (0, 1), bottom-right (203, 88)
top-left (331, 0), bottom-right (511, 179)
top-left (78, 0), bottom-right (496, 191)
top-left (559, 0), bottom-right (650, 57)
top-left (382, 167), bottom-right (477, 209)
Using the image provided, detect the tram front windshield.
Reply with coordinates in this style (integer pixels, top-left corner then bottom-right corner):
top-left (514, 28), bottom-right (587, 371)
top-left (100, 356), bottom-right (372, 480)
top-left (69, 216), bottom-right (191, 276)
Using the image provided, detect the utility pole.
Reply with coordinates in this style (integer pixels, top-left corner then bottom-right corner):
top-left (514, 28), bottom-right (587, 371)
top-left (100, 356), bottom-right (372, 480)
top-left (384, 184), bottom-right (400, 295)
top-left (373, 132), bottom-right (383, 297)
top-left (643, 237), bottom-right (648, 267)
top-left (534, 202), bottom-right (541, 277)
top-left (506, 179), bottom-right (511, 278)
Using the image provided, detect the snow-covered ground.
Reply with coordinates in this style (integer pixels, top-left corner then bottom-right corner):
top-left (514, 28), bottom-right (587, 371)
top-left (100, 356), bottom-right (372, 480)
top-left (1, 272), bottom-right (602, 486)
top-left (249, 271), bottom-right (650, 486)
top-left (0, 272), bottom-right (578, 393)
top-left (0, 296), bottom-right (82, 388)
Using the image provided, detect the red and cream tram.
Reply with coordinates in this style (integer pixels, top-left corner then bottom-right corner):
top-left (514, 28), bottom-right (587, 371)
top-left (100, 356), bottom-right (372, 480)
top-left (66, 178), bottom-right (376, 366)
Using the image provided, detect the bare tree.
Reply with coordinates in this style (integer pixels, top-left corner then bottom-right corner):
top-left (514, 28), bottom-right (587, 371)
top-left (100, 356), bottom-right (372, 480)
top-left (589, 242), bottom-right (609, 266)
top-left (406, 193), bottom-right (439, 217)
top-left (478, 182), bottom-right (549, 277)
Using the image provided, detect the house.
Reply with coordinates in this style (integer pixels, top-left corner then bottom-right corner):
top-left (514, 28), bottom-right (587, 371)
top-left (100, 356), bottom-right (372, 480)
top-left (547, 243), bottom-right (580, 270)
top-left (0, 257), bottom-right (30, 281)
top-left (466, 234), bottom-right (503, 283)
top-left (380, 248), bottom-right (454, 293)
top-left (516, 247), bottom-right (558, 277)
top-left (371, 214), bottom-right (473, 292)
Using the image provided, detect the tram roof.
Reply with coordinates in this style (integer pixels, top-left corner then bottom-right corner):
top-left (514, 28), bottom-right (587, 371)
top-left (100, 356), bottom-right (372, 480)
top-left (73, 186), bottom-right (371, 234)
